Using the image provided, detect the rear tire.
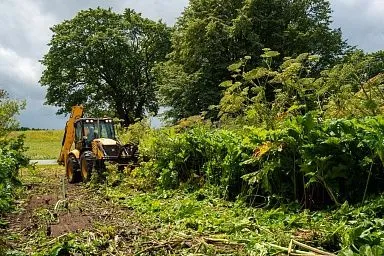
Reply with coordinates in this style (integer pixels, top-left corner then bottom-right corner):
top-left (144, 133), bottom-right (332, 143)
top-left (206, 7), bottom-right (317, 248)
top-left (80, 154), bottom-right (93, 182)
top-left (66, 156), bottom-right (81, 183)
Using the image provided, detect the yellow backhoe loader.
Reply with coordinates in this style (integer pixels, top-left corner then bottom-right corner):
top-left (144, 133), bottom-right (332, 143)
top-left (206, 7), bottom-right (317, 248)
top-left (58, 105), bottom-right (137, 183)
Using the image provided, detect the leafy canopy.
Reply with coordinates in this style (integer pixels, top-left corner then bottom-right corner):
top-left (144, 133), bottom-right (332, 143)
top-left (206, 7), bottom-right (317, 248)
top-left (40, 8), bottom-right (171, 126)
top-left (157, 0), bottom-right (348, 121)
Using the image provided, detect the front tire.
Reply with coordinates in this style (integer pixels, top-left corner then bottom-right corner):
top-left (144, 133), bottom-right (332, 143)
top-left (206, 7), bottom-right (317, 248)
top-left (66, 156), bottom-right (81, 183)
top-left (80, 154), bottom-right (94, 182)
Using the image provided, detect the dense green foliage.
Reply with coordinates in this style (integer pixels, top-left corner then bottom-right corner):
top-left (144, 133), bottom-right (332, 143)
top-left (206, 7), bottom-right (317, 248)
top-left (0, 90), bottom-right (28, 213)
top-left (0, 90), bottom-right (26, 133)
top-left (219, 49), bottom-right (384, 127)
top-left (157, 0), bottom-right (348, 121)
top-left (322, 50), bottom-right (384, 118)
top-left (0, 137), bottom-right (28, 213)
top-left (132, 48), bottom-right (384, 208)
top-left (40, 8), bottom-right (171, 126)
top-left (134, 115), bottom-right (384, 207)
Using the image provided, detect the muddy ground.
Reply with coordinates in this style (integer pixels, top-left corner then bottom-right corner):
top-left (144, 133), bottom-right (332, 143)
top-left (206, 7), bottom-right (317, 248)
top-left (0, 166), bottom-right (144, 255)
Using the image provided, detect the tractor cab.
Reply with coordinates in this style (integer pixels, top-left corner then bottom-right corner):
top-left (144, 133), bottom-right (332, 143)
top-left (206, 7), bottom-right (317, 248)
top-left (74, 118), bottom-right (116, 149)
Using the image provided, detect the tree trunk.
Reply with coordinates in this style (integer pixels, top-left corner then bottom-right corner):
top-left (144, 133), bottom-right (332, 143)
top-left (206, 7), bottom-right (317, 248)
top-left (121, 112), bottom-right (135, 127)
top-left (115, 104), bottom-right (134, 127)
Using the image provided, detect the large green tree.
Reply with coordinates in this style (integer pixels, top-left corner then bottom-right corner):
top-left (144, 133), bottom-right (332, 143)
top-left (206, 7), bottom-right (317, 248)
top-left (157, 0), bottom-right (348, 121)
top-left (40, 8), bottom-right (171, 126)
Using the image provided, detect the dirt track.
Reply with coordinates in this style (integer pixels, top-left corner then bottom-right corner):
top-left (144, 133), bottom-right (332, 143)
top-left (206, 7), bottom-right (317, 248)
top-left (29, 159), bottom-right (57, 165)
top-left (1, 166), bottom-right (138, 254)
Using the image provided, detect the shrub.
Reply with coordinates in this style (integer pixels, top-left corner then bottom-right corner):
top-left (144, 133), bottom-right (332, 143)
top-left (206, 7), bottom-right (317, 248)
top-left (243, 114), bottom-right (384, 207)
top-left (0, 135), bottom-right (29, 213)
top-left (133, 115), bottom-right (384, 208)
top-left (136, 125), bottom-right (253, 199)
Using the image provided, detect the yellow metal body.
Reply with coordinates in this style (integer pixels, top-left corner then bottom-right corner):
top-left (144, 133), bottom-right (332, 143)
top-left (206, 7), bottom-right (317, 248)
top-left (91, 138), bottom-right (117, 159)
top-left (58, 105), bottom-right (84, 165)
top-left (69, 149), bottom-right (80, 159)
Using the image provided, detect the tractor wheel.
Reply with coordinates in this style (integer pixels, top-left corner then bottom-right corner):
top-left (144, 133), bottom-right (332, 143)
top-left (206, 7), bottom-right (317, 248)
top-left (66, 156), bottom-right (81, 183)
top-left (80, 154), bottom-right (93, 182)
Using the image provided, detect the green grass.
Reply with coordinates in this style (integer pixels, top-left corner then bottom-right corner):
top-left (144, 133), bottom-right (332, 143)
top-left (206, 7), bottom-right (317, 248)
top-left (10, 130), bottom-right (64, 160)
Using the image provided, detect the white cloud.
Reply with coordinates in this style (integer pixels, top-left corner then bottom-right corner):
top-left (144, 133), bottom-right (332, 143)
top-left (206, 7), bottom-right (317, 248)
top-left (0, 0), bottom-right (57, 58)
top-left (0, 46), bottom-right (41, 86)
top-left (330, 0), bottom-right (384, 52)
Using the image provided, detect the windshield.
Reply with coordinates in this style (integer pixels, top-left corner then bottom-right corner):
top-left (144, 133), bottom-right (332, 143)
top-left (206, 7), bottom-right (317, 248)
top-left (83, 120), bottom-right (115, 141)
top-left (99, 120), bottom-right (115, 139)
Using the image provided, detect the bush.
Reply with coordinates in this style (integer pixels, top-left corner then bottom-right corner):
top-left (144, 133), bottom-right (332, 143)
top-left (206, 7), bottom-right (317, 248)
top-left (243, 114), bottom-right (384, 208)
top-left (117, 119), bottom-right (152, 146)
top-left (133, 115), bottom-right (384, 208)
top-left (0, 135), bottom-right (29, 213)
top-left (136, 125), bottom-right (253, 199)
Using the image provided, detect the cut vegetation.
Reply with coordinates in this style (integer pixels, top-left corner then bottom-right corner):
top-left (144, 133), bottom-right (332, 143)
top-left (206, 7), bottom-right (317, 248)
top-left (2, 164), bottom-right (384, 255)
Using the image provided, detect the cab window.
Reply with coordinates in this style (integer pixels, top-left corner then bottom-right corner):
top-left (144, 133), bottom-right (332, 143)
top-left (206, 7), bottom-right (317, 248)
top-left (99, 122), bottom-right (115, 139)
top-left (84, 123), bottom-right (98, 142)
top-left (75, 123), bottom-right (82, 141)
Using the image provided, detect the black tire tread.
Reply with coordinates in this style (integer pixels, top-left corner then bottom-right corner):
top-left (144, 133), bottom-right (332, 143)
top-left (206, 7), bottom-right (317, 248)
top-left (80, 153), bottom-right (93, 182)
top-left (66, 156), bottom-right (81, 183)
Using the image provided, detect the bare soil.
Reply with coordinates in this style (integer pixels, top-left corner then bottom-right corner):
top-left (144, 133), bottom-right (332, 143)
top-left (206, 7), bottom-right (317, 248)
top-left (1, 166), bottom-right (136, 254)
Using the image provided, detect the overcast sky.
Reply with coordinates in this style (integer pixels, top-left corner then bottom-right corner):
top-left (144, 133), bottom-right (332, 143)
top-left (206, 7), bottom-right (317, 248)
top-left (0, 0), bottom-right (383, 129)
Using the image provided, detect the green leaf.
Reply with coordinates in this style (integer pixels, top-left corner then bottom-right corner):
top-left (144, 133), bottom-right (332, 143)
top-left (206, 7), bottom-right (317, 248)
top-left (228, 61), bottom-right (243, 72)
top-left (261, 50), bottom-right (280, 58)
top-left (220, 80), bottom-right (233, 88)
top-left (359, 245), bottom-right (373, 256)
top-left (243, 68), bottom-right (270, 81)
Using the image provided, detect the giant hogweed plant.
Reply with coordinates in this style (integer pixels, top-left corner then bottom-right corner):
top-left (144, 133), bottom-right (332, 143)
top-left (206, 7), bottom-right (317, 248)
top-left (135, 125), bottom-right (254, 199)
top-left (218, 50), bottom-right (384, 129)
top-left (242, 115), bottom-right (384, 208)
top-left (134, 114), bottom-right (384, 207)
top-left (218, 49), bottom-right (322, 129)
top-left (322, 51), bottom-right (384, 118)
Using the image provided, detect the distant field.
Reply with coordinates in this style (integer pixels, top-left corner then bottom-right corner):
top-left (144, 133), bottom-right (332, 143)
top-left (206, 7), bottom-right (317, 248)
top-left (10, 130), bottom-right (64, 160)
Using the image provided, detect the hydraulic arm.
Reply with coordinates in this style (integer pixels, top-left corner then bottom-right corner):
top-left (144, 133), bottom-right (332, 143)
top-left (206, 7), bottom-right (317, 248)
top-left (58, 105), bottom-right (84, 165)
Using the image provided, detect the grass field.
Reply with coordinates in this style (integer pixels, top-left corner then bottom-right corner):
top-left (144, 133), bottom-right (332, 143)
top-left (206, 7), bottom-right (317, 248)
top-left (10, 130), bottom-right (63, 160)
